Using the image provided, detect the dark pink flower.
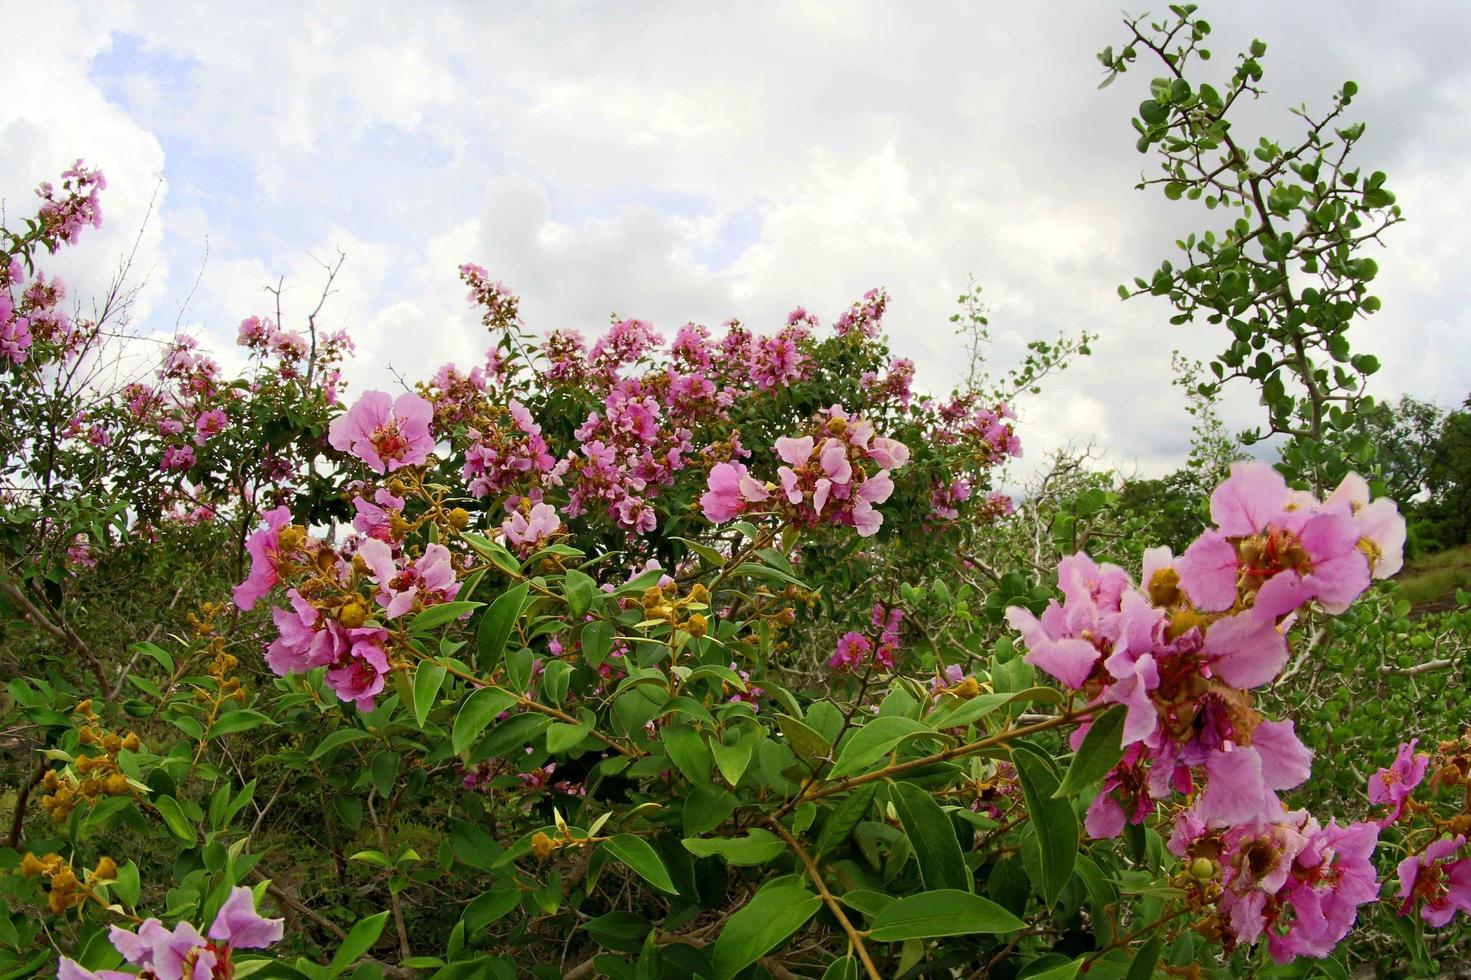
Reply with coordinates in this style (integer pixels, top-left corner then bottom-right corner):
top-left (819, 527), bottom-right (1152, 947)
top-left (1368, 739), bottom-right (1429, 824)
top-left (1398, 835), bottom-right (1471, 927)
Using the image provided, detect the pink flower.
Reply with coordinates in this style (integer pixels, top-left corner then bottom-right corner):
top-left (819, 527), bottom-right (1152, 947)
top-left (701, 461), bottom-right (769, 523)
top-left (1175, 462), bottom-right (1395, 621)
top-left (325, 629), bottom-right (392, 711)
top-left (828, 632), bottom-right (873, 671)
top-left (351, 488), bottom-right (406, 542)
top-left (161, 445), bottom-right (196, 471)
top-left (99, 919), bottom-right (214, 980)
top-left (356, 539), bottom-right (459, 619)
top-left (1398, 835), bottom-right (1471, 927)
top-left (1368, 739), bottom-right (1429, 824)
top-left (193, 408), bottom-right (228, 446)
top-left (328, 390), bottom-right (435, 473)
top-left (208, 886), bottom-right (284, 949)
top-left (503, 502), bottom-right (561, 552)
top-left (233, 506), bottom-right (295, 610)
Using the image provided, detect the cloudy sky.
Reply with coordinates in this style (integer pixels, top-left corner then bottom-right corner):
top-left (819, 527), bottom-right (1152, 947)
top-left (4, 1), bottom-right (1468, 476)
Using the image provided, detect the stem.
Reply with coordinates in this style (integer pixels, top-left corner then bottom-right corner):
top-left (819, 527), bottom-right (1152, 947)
top-left (766, 817), bottom-right (882, 980)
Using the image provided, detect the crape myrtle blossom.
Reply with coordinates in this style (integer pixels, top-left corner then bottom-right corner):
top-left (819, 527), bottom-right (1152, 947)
top-left (1175, 462), bottom-right (1405, 620)
top-left (1368, 739), bottom-right (1430, 824)
top-left (232, 506), bottom-right (297, 610)
top-left (328, 390), bottom-right (435, 474)
top-left (1009, 464), bottom-right (1404, 833)
top-left (356, 538), bottom-right (459, 619)
top-left (57, 886), bottom-right (281, 980)
top-left (502, 500), bottom-right (562, 554)
top-left (1170, 809), bottom-right (1381, 963)
top-left (1398, 835), bottom-right (1471, 927)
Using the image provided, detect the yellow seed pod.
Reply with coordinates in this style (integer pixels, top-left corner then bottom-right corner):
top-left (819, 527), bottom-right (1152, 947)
top-left (641, 586), bottom-right (664, 610)
top-left (448, 507), bottom-right (471, 528)
top-left (685, 614), bottom-right (708, 638)
top-left (688, 583), bottom-right (710, 606)
top-left (91, 856), bottom-right (118, 882)
top-left (101, 733), bottom-right (122, 754)
top-left (338, 600), bottom-right (369, 629)
top-left (530, 831), bottom-right (557, 861)
top-left (121, 732), bottom-right (140, 752)
top-left (19, 852), bottom-right (50, 877)
top-left (1147, 567), bottom-right (1181, 608)
top-left (103, 773), bottom-right (130, 796)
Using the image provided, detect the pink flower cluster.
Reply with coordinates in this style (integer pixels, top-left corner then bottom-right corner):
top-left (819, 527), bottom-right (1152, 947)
top-left (36, 160), bottom-right (105, 246)
top-left (460, 400), bottom-right (565, 500)
top-left (933, 397), bottom-right (1022, 460)
top-left (1171, 809), bottom-right (1380, 963)
top-left (460, 263), bottom-right (521, 331)
top-left (268, 592), bottom-right (393, 711)
top-left (1009, 463), bottom-right (1405, 834)
top-left (832, 288), bottom-right (888, 339)
top-left (566, 379), bottom-right (694, 533)
top-left (702, 406), bottom-right (910, 537)
top-left (58, 886), bottom-right (281, 980)
top-left (827, 604), bottom-right (905, 672)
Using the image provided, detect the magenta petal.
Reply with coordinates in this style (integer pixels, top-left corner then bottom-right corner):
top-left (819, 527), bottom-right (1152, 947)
top-left (1210, 462), bottom-right (1288, 536)
top-left (208, 886), bottom-right (284, 949)
top-left (1176, 531), bottom-right (1239, 612)
top-left (1085, 793), bottom-right (1127, 839)
top-left (1199, 747), bottom-right (1270, 824)
top-left (1253, 572), bottom-right (1316, 621)
top-left (1252, 719), bottom-right (1313, 790)
top-left (1022, 636), bottom-right (1099, 690)
top-left (1203, 611), bottom-right (1288, 689)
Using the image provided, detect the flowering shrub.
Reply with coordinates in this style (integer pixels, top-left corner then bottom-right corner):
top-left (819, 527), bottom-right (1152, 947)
top-left (4, 9), bottom-right (1468, 980)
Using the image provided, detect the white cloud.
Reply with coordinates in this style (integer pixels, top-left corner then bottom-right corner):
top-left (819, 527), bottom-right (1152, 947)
top-left (2, 0), bottom-right (1467, 481)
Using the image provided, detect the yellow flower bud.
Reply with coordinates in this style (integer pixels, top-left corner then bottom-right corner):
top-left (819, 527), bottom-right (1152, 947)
top-left (448, 507), bottom-right (471, 528)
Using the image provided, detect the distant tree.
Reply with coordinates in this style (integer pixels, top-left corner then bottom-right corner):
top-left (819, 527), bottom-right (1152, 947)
top-left (1423, 397), bottom-right (1471, 548)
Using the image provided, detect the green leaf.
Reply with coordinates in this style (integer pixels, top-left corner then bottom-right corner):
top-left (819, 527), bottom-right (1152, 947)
top-left (207, 709), bottom-right (276, 738)
top-left (682, 829), bottom-right (787, 865)
top-left (408, 601), bottom-right (483, 633)
top-left (828, 716), bottom-right (931, 779)
top-left (821, 956), bottom-right (859, 980)
top-left (1024, 959), bottom-right (1083, 980)
top-left (682, 786), bottom-right (738, 837)
top-left (1012, 744), bottom-right (1078, 906)
top-left (411, 662), bottom-right (446, 728)
top-left (452, 688), bottom-right (518, 755)
top-left (328, 910), bottom-right (390, 977)
top-left (581, 620), bottom-right (614, 668)
top-left (1054, 704), bottom-right (1128, 797)
top-left (602, 834), bottom-right (678, 894)
top-left (815, 783), bottom-right (879, 857)
top-left (310, 728), bottom-right (373, 761)
top-left (661, 724), bottom-right (712, 783)
top-left (1125, 935), bottom-right (1162, 980)
top-left (709, 885), bottom-right (821, 980)
top-left (711, 730), bottom-right (754, 786)
top-left (776, 713), bottom-right (830, 762)
top-left (153, 794), bottom-right (197, 841)
top-left (867, 890), bottom-right (1023, 941)
top-left (477, 583), bottom-right (529, 671)
top-left (889, 781), bottom-right (969, 892)
top-left (546, 709), bottom-right (595, 753)
top-left (563, 569), bottom-right (599, 617)
top-left (472, 713), bottom-right (552, 762)
top-left (541, 659), bottom-right (572, 706)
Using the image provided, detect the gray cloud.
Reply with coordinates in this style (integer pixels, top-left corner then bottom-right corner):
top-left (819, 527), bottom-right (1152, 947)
top-left (2, 0), bottom-right (1466, 479)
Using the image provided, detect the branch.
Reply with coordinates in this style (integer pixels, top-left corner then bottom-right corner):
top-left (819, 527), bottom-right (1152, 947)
top-left (767, 817), bottom-right (882, 980)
